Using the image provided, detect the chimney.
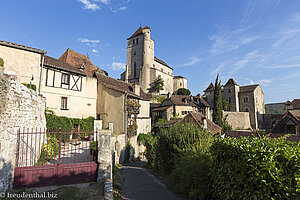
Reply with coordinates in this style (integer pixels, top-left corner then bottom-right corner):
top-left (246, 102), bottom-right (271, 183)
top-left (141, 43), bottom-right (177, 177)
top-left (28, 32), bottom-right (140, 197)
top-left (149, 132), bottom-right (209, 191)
top-left (203, 117), bottom-right (208, 129)
top-left (167, 92), bottom-right (170, 99)
top-left (133, 83), bottom-right (140, 96)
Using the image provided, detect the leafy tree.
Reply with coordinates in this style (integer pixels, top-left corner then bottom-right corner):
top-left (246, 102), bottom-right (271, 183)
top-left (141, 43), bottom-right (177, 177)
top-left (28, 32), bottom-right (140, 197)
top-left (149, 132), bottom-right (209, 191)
top-left (152, 75), bottom-right (164, 92)
top-left (222, 99), bottom-right (230, 111)
top-left (213, 74), bottom-right (223, 126)
top-left (177, 88), bottom-right (191, 96)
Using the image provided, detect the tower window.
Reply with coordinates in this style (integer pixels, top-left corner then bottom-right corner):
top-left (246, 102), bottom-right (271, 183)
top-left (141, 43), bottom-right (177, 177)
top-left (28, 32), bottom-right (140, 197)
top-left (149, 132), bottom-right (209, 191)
top-left (134, 62), bottom-right (137, 78)
top-left (244, 97), bottom-right (249, 103)
top-left (228, 97), bottom-right (231, 103)
top-left (227, 89), bottom-right (231, 93)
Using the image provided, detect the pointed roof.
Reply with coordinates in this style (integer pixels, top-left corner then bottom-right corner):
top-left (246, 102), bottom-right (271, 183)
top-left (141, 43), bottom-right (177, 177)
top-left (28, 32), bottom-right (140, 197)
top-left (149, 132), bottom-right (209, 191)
top-left (204, 82), bottom-right (215, 92)
top-left (44, 55), bottom-right (87, 75)
top-left (127, 26), bottom-right (151, 40)
top-left (239, 84), bottom-right (259, 93)
top-left (224, 78), bottom-right (239, 87)
top-left (154, 56), bottom-right (173, 70)
top-left (58, 49), bottom-right (106, 77)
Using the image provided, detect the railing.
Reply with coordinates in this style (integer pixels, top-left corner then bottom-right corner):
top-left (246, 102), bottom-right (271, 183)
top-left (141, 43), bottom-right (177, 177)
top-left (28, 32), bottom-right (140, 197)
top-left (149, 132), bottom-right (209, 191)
top-left (16, 128), bottom-right (98, 168)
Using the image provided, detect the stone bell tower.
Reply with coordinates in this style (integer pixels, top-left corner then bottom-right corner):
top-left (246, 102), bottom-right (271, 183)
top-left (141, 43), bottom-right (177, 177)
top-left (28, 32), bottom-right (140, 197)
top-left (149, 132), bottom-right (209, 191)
top-left (126, 26), bottom-right (153, 92)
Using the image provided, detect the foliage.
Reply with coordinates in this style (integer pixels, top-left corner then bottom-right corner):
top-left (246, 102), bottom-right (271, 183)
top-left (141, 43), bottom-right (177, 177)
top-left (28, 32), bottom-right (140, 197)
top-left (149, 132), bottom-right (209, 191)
top-left (126, 98), bottom-right (141, 108)
top-left (39, 134), bottom-right (59, 163)
top-left (46, 112), bottom-right (94, 132)
top-left (155, 118), bottom-right (168, 124)
top-left (152, 95), bottom-right (166, 103)
top-left (167, 152), bottom-right (212, 200)
top-left (127, 124), bottom-right (138, 131)
top-left (113, 166), bottom-right (123, 199)
top-left (152, 75), bottom-right (164, 92)
top-left (0, 57), bottom-right (4, 67)
top-left (209, 137), bottom-right (300, 200)
top-left (213, 74), bottom-right (223, 126)
top-left (139, 123), bottom-right (214, 175)
top-left (22, 83), bottom-right (36, 91)
top-left (177, 88), bottom-right (191, 96)
top-left (125, 140), bottom-right (133, 163)
top-left (221, 114), bottom-right (232, 134)
top-left (222, 99), bottom-right (230, 111)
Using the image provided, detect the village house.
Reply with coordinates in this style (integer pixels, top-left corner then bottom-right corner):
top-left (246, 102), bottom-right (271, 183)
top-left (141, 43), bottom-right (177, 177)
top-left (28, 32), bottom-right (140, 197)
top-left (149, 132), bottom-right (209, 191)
top-left (95, 72), bottom-right (152, 162)
top-left (152, 94), bottom-right (210, 121)
top-left (41, 55), bottom-right (97, 118)
top-left (203, 78), bottom-right (265, 129)
top-left (0, 40), bottom-right (46, 93)
top-left (182, 112), bottom-right (222, 135)
top-left (121, 26), bottom-right (187, 95)
top-left (269, 99), bottom-right (300, 136)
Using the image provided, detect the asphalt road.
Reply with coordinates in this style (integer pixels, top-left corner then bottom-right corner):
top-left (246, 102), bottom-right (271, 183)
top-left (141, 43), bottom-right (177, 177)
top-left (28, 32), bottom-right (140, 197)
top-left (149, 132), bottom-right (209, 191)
top-left (120, 161), bottom-right (181, 200)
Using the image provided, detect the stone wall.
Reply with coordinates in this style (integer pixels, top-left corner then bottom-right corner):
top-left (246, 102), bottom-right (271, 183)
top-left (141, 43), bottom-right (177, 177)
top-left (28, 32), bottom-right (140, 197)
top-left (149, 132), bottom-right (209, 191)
top-left (224, 111), bottom-right (252, 130)
top-left (0, 73), bottom-right (46, 193)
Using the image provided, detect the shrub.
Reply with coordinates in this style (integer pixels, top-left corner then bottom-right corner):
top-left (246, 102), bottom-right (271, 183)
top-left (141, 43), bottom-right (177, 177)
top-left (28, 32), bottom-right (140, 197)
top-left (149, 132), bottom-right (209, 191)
top-left (22, 83), bottom-right (36, 91)
top-left (177, 88), bottom-right (191, 96)
top-left (39, 134), bottom-right (59, 163)
top-left (210, 137), bottom-right (300, 200)
top-left (0, 57), bottom-right (4, 67)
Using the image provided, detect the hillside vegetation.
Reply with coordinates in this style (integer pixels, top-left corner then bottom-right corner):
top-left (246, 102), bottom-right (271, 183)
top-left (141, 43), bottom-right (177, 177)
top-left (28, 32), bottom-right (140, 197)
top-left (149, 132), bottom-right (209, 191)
top-left (265, 103), bottom-right (285, 114)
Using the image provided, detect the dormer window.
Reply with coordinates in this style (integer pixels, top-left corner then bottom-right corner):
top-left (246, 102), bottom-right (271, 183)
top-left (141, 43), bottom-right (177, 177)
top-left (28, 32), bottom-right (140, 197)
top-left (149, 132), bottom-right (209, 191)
top-left (80, 63), bottom-right (85, 71)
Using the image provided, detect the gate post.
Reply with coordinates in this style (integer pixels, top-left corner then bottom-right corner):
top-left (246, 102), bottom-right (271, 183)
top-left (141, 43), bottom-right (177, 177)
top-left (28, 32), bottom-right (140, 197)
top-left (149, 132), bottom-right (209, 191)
top-left (58, 128), bottom-right (62, 165)
top-left (97, 130), bottom-right (113, 199)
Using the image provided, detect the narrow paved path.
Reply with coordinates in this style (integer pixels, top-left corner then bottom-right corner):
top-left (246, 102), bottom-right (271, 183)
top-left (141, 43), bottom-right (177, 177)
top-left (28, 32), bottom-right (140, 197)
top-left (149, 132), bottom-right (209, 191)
top-left (120, 161), bottom-right (181, 200)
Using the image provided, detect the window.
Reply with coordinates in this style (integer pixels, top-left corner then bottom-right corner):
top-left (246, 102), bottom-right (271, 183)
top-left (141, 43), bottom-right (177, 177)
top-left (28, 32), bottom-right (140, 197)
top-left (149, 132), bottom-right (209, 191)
top-left (161, 68), bottom-right (163, 72)
top-left (180, 82), bottom-right (182, 86)
top-left (134, 62), bottom-right (137, 78)
top-left (227, 89), bottom-right (231, 93)
top-left (61, 73), bottom-right (70, 85)
top-left (61, 97), bottom-right (68, 110)
top-left (133, 39), bottom-right (135, 45)
top-left (182, 111), bottom-right (188, 115)
top-left (136, 38), bottom-right (139, 44)
top-left (244, 97), bottom-right (249, 103)
top-left (228, 97), bottom-right (231, 103)
top-left (245, 107), bottom-right (249, 112)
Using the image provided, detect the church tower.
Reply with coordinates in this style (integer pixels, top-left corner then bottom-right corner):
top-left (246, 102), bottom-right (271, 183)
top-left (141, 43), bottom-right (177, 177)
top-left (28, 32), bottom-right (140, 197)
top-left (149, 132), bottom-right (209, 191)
top-left (126, 26), bottom-right (154, 92)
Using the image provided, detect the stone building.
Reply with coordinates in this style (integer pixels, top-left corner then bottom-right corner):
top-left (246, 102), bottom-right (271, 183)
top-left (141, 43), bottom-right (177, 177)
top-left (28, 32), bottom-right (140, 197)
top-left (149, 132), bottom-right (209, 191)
top-left (203, 78), bottom-right (265, 129)
top-left (95, 72), bottom-right (152, 163)
top-left (152, 94), bottom-right (210, 121)
top-left (0, 40), bottom-right (46, 94)
top-left (121, 26), bottom-right (187, 95)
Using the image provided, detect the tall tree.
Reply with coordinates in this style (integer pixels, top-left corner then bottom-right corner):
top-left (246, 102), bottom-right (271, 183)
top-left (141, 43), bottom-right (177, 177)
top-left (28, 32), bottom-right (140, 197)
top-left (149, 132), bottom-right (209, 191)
top-left (213, 74), bottom-right (223, 126)
top-left (152, 75), bottom-right (164, 92)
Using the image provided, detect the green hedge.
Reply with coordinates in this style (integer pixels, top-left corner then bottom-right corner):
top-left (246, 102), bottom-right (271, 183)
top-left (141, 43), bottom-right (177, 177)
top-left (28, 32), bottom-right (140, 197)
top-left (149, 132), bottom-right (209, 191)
top-left (140, 123), bottom-right (300, 200)
top-left (210, 137), bottom-right (300, 200)
top-left (46, 113), bottom-right (94, 132)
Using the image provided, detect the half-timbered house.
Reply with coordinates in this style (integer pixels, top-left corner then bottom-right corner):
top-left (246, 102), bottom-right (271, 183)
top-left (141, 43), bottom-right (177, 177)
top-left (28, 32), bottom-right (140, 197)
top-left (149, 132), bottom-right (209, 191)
top-left (41, 55), bottom-right (97, 118)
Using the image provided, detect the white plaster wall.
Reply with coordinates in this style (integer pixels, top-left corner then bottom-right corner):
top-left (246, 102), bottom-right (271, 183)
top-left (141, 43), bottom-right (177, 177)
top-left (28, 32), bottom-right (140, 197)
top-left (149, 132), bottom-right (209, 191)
top-left (0, 45), bottom-right (42, 89)
top-left (41, 68), bottom-right (97, 118)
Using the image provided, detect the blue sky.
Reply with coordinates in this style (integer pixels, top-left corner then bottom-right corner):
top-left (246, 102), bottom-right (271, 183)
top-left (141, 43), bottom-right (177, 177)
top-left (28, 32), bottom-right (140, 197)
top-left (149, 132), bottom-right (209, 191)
top-left (1, 0), bottom-right (300, 103)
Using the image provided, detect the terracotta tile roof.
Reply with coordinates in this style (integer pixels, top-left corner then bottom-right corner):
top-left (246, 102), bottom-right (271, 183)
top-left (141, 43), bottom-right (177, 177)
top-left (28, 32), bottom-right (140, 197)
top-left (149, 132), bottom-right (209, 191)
top-left (182, 112), bottom-right (222, 135)
top-left (95, 72), bottom-right (151, 100)
top-left (44, 55), bottom-right (87, 75)
top-left (58, 49), bottom-right (106, 77)
top-left (225, 131), bottom-right (260, 138)
top-left (267, 133), bottom-right (300, 142)
top-left (0, 40), bottom-right (46, 54)
top-left (204, 82), bottom-right (215, 92)
top-left (143, 25), bottom-right (151, 29)
top-left (127, 26), bottom-right (144, 40)
top-left (174, 75), bottom-right (187, 79)
top-left (154, 56), bottom-right (173, 70)
top-left (239, 84), bottom-right (259, 93)
top-left (161, 95), bottom-right (198, 107)
top-left (291, 99), bottom-right (300, 109)
top-left (224, 78), bottom-right (239, 86)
